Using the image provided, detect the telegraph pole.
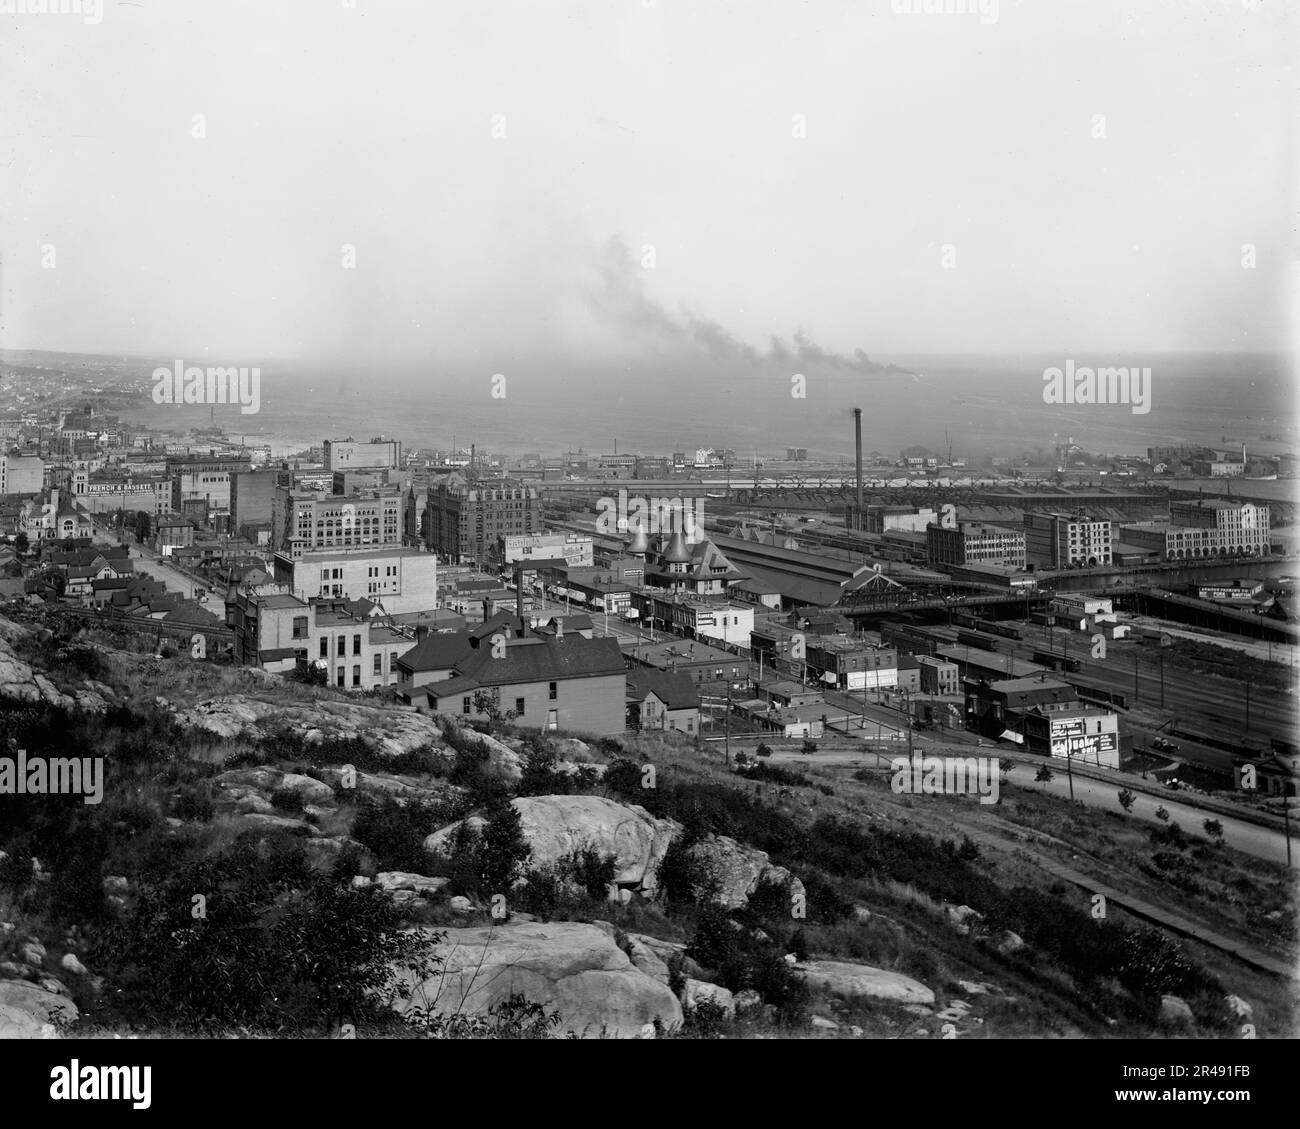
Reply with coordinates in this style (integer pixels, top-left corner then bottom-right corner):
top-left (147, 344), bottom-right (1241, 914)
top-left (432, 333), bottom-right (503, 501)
top-left (724, 681), bottom-right (732, 766)
top-left (1284, 801), bottom-right (1292, 868)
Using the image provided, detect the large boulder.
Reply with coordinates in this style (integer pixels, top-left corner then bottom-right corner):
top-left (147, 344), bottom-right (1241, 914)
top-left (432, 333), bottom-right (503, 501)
top-left (455, 730), bottom-right (523, 785)
top-left (376, 872), bottom-right (450, 898)
top-left (0, 979), bottom-right (78, 1038)
top-left (684, 978), bottom-right (735, 1018)
top-left (276, 773), bottom-right (336, 806)
top-left (687, 834), bottom-right (807, 911)
top-left (424, 815), bottom-right (488, 858)
top-left (176, 694), bottom-right (448, 757)
top-left (624, 935), bottom-right (670, 985)
top-left (629, 934), bottom-right (705, 981)
top-left (427, 796), bottom-right (679, 890)
top-left (391, 923), bottom-right (682, 1038)
top-left (797, 960), bottom-right (935, 1006)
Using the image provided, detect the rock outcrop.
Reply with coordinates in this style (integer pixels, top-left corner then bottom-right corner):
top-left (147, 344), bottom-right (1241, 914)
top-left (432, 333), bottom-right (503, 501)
top-left (391, 922), bottom-right (682, 1038)
top-left (796, 960), bottom-right (935, 1006)
top-left (172, 694), bottom-right (448, 757)
top-left (0, 979), bottom-right (78, 1038)
top-left (687, 834), bottom-right (806, 910)
top-left (427, 795), bottom-right (678, 891)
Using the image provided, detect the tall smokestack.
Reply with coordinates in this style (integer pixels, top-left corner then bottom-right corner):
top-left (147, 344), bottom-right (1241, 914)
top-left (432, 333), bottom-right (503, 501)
top-left (515, 564), bottom-right (524, 624)
top-left (852, 407), bottom-right (864, 530)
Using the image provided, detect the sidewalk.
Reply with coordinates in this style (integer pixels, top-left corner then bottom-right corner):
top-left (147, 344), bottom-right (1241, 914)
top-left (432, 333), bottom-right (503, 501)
top-left (997, 750), bottom-right (1291, 834)
top-left (1033, 853), bottom-right (1298, 981)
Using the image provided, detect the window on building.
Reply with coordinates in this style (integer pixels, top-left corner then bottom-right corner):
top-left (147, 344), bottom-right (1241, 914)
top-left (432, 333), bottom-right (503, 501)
top-left (352, 665), bottom-right (361, 687)
top-left (462, 696), bottom-right (471, 714)
top-left (515, 697), bottom-right (526, 716)
top-left (319, 637), bottom-right (328, 658)
top-left (292, 616), bottom-right (308, 639)
top-left (548, 681), bottom-right (557, 700)
top-left (353, 633), bottom-right (362, 655)
top-left (373, 653), bottom-right (382, 675)
top-left (336, 668), bottom-right (345, 687)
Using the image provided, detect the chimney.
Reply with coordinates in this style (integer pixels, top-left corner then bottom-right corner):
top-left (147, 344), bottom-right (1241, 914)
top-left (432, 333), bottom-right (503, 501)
top-left (515, 564), bottom-right (524, 623)
top-left (853, 407), bottom-right (864, 530)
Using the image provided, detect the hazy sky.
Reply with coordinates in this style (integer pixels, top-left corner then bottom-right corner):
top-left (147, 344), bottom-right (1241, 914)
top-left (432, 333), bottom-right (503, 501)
top-left (1, 0), bottom-right (1294, 371)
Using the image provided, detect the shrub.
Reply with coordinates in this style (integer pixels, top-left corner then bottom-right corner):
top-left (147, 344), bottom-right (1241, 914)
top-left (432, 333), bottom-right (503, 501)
top-left (270, 787), bottom-right (306, 814)
top-left (558, 844), bottom-right (618, 900)
top-left (405, 993), bottom-right (562, 1039)
top-left (513, 864), bottom-right (566, 919)
top-left (350, 796), bottom-right (445, 874)
top-left (223, 749), bottom-right (262, 770)
top-left (741, 761), bottom-right (810, 788)
top-left (799, 869), bottom-right (853, 924)
top-left (755, 743), bottom-right (772, 758)
top-left (1150, 822), bottom-right (1189, 851)
top-left (655, 832), bottom-right (721, 907)
top-left (94, 841), bottom-right (441, 1032)
top-left (687, 904), bottom-right (809, 1027)
top-left (603, 757), bottom-right (649, 800)
top-left (1117, 788), bottom-right (1135, 813)
top-left (788, 927), bottom-right (810, 962)
top-left (173, 785), bottom-right (215, 823)
top-left (681, 997), bottom-right (730, 1038)
top-left (478, 797), bottom-right (532, 894)
top-left (435, 797), bottom-right (532, 899)
top-left (744, 873), bottom-right (796, 924)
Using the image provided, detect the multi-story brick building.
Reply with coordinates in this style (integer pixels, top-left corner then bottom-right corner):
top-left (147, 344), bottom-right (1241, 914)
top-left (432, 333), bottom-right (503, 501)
top-left (167, 455), bottom-right (252, 516)
top-left (500, 532), bottom-right (594, 569)
top-left (271, 488), bottom-right (404, 556)
top-left (310, 598), bottom-right (410, 691)
top-left (70, 469), bottom-right (172, 516)
top-left (424, 481), bottom-right (543, 565)
top-left (927, 521), bottom-right (1026, 569)
top-left (323, 437), bottom-right (402, 473)
top-left (273, 545), bottom-right (438, 613)
top-left (227, 585), bottom-right (412, 690)
top-left (1169, 499), bottom-right (1270, 556)
top-left (231, 468), bottom-right (290, 532)
top-left (228, 586), bottom-right (312, 671)
top-left (1023, 511), bottom-right (1113, 569)
top-left (1120, 499), bottom-right (1270, 561)
top-left (916, 655), bottom-right (960, 695)
top-left (0, 451), bottom-right (43, 495)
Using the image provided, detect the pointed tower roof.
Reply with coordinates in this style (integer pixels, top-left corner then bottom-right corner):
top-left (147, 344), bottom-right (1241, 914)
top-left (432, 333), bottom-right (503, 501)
top-left (663, 528), bottom-right (691, 563)
top-left (628, 524), bottom-right (650, 556)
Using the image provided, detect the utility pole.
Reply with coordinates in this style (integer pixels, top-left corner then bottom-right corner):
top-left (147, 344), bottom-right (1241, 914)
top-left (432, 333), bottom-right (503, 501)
top-left (1065, 746), bottom-right (1075, 802)
top-left (1284, 801), bottom-right (1293, 868)
top-left (1159, 652), bottom-right (1164, 709)
top-left (724, 681), bottom-right (732, 766)
top-left (1245, 680), bottom-right (1250, 733)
